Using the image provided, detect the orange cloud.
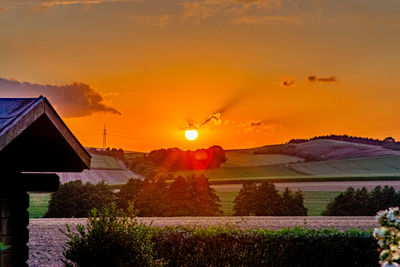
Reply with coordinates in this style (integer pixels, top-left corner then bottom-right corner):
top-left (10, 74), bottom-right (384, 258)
top-left (307, 75), bottom-right (339, 84)
top-left (280, 77), bottom-right (296, 87)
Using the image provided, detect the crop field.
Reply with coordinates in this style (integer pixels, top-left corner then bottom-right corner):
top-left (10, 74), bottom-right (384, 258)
top-left (90, 154), bottom-right (123, 169)
top-left (223, 150), bottom-right (303, 167)
top-left (28, 193), bottom-right (51, 218)
top-left (216, 191), bottom-right (340, 216)
top-left (57, 169), bottom-right (142, 185)
top-left (171, 155), bottom-right (400, 184)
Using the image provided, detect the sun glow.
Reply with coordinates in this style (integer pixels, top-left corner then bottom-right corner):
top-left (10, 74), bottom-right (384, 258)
top-left (185, 129), bottom-right (198, 141)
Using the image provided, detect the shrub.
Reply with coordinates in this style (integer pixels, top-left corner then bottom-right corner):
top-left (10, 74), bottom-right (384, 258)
top-left (64, 208), bottom-right (380, 267)
top-left (62, 206), bottom-right (161, 267)
top-left (153, 227), bottom-right (379, 267)
top-left (323, 186), bottom-right (400, 216)
top-left (233, 181), bottom-right (307, 216)
top-left (45, 181), bottom-right (115, 217)
top-left (116, 178), bottom-right (144, 212)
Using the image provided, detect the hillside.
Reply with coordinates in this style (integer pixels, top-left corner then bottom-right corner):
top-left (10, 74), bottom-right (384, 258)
top-left (253, 139), bottom-right (400, 161)
top-left (57, 153), bottom-right (143, 185)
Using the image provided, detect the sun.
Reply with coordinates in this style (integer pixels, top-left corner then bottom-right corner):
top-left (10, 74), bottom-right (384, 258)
top-left (185, 129), bottom-right (198, 141)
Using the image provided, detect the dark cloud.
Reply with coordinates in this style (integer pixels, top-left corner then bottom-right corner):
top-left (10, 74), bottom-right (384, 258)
top-left (307, 75), bottom-right (339, 83)
top-left (280, 77), bottom-right (295, 87)
top-left (0, 78), bottom-right (121, 118)
top-left (239, 119), bottom-right (280, 134)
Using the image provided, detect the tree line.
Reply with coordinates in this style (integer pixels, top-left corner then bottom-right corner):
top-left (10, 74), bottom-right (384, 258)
top-left (288, 134), bottom-right (400, 150)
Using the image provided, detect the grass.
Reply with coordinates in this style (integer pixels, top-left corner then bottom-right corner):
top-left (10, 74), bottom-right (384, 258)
top-left (223, 150), bottom-right (302, 167)
top-left (28, 191), bottom-right (340, 217)
top-left (28, 193), bottom-right (51, 218)
top-left (216, 191), bottom-right (341, 216)
top-left (170, 155), bottom-right (400, 185)
top-left (90, 154), bottom-right (123, 169)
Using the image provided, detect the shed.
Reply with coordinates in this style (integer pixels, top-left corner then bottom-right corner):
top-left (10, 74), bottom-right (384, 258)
top-left (0, 96), bottom-right (90, 266)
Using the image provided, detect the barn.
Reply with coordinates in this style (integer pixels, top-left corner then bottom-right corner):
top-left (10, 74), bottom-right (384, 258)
top-left (0, 96), bottom-right (90, 266)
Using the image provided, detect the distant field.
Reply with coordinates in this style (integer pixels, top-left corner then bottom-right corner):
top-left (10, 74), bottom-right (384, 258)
top-left (216, 191), bottom-right (340, 216)
top-left (171, 155), bottom-right (400, 184)
top-left (28, 193), bottom-right (50, 218)
top-left (90, 154), bottom-right (123, 169)
top-left (223, 151), bottom-right (303, 167)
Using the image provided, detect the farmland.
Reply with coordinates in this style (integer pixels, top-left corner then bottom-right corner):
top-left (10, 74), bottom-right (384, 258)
top-left (28, 216), bottom-right (379, 267)
top-left (171, 155), bottom-right (400, 184)
top-left (216, 191), bottom-right (340, 216)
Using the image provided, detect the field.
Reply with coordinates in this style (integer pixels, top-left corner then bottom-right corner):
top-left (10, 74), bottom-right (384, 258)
top-left (171, 155), bottom-right (400, 184)
top-left (28, 193), bottom-right (51, 218)
top-left (216, 191), bottom-right (340, 216)
top-left (223, 150), bottom-right (303, 167)
top-left (28, 216), bottom-right (379, 266)
top-left (90, 154), bottom-right (124, 169)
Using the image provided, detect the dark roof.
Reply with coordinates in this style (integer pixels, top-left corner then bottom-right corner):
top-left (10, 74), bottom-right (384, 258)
top-left (0, 98), bottom-right (39, 133)
top-left (0, 96), bottom-right (90, 172)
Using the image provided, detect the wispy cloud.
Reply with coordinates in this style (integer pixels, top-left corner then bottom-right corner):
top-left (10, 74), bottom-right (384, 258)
top-left (182, 0), bottom-right (282, 23)
top-left (307, 75), bottom-right (339, 84)
top-left (280, 77), bottom-right (296, 87)
top-left (0, 78), bottom-right (121, 118)
top-left (232, 15), bottom-right (297, 25)
top-left (238, 119), bottom-right (280, 134)
top-left (123, 14), bottom-right (171, 26)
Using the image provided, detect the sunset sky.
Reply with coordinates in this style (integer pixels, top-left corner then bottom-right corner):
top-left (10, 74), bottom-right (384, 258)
top-left (1, 0), bottom-right (400, 151)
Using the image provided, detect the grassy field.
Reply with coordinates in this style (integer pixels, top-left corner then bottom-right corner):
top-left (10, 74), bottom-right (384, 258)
top-left (223, 150), bottom-right (303, 167)
top-left (28, 193), bottom-right (51, 218)
top-left (90, 154), bottom-right (123, 169)
top-left (216, 191), bottom-right (340, 216)
top-left (171, 155), bottom-right (400, 184)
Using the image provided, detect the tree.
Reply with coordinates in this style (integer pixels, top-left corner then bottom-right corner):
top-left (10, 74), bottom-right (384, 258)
top-left (45, 181), bottom-right (115, 218)
top-left (323, 186), bottom-right (400, 216)
top-left (233, 182), bottom-right (307, 216)
top-left (116, 178), bottom-right (144, 212)
top-left (134, 179), bottom-right (169, 217)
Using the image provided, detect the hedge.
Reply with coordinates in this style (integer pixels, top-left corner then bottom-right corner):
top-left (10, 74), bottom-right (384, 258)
top-left (63, 208), bottom-right (380, 267)
top-left (152, 227), bottom-right (379, 267)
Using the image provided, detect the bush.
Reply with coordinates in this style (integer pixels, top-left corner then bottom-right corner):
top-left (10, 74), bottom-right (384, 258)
top-left (62, 206), bottom-right (160, 267)
top-left (45, 181), bottom-right (115, 217)
top-left (64, 208), bottom-right (379, 267)
top-left (233, 181), bottom-right (307, 216)
top-left (153, 227), bottom-right (379, 267)
top-left (323, 186), bottom-right (400, 216)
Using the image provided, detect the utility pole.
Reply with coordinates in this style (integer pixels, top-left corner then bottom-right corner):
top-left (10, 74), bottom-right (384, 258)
top-left (103, 124), bottom-right (107, 149)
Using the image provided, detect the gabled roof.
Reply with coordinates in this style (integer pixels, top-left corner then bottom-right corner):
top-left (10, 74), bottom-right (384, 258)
top-left (0, 96), bottom-right (90, 172)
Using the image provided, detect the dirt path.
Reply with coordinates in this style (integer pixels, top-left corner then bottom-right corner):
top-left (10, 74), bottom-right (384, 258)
top-left (212, 180), bottom-right (400, 192)
top-left (28, 217), bottom-right (378, 267)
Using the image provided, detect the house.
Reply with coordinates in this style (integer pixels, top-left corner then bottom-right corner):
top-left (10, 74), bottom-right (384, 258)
top-left (0, 96), bottom-right (90, 266)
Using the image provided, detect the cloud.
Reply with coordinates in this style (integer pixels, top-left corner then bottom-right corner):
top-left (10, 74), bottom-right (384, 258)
top-left (182, 0), bottom-right (282, 23)
top-left (185, 112), bottom-right (221, 129)
top-left (232, 15), bottom-right (297, 25)
top-left (0, 78), bottom-right (121, 118)
top-left (280, 77), bottom-right (295, 87)
top-left (124, 14), bottom-right (171, 26)
top-left (239, 119), bottom-right (280, 134)
top-left (307, 75), bottom-right (339, 84)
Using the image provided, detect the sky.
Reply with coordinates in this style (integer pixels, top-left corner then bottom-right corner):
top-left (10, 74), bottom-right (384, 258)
top-left (0, 0), bottom-right (400, 151)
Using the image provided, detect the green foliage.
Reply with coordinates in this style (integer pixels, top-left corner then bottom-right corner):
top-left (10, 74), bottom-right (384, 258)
top-left (116, 178), bottom-right (143, 211)
top-left (323, 186), bottom-right (400, 216)
top-left (62, 206), bottom-right (161, 267)
top-left (153, 227), bottom-right (379, 267)
top-left (45, 181), bottom-right (115, 218)
top-left (120, 175), bottom-right (222, 216)
top-left (63, 210), bottom-right (380, 267)
top-left (233, 181), bottom-right (307, 216)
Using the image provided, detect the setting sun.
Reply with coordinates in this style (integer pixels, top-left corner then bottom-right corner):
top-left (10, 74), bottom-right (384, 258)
top-left (185, 130), bottom-right (198, 141)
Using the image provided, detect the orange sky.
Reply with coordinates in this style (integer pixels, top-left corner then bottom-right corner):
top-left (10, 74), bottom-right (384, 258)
top-left (0, 0), bottom-right (400, 151)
